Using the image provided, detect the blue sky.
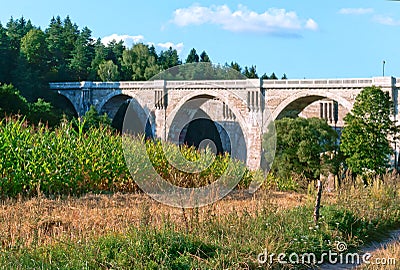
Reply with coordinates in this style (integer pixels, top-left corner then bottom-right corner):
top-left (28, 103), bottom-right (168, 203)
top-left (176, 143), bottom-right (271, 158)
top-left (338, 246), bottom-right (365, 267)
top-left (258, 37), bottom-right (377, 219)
top-left (1, 0), bottom-right (399, 79)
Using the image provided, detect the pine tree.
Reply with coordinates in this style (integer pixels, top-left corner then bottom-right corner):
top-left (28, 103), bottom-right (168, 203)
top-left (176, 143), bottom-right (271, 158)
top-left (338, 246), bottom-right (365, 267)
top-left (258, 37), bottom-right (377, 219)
top-left (199, 51), bottom-right (211, 62)
top-left (185, 48), bottom-right (199, 63)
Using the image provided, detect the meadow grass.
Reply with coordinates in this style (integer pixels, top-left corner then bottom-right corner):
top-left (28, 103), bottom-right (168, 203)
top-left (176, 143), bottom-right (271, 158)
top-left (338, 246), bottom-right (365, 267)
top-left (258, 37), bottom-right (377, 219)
top-left (0, 178), bottom-right (398, 269)
top-left (0, 117), bottom-right (399, 269)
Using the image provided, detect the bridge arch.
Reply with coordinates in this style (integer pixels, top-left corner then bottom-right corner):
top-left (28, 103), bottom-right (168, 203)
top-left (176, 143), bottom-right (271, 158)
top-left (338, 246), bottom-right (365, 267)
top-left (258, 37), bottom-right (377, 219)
top-left (98, 93), bottom-right (132, 120)
top-left (166, 90), bottom-right (252, 165)
top-left (100, 92), bottom-right (153, 136)
top-left (272, 90), bottom-right (353, 121)
top-left (54, 94), bottom-right (78, 117)
top-left (178, 108), bottom-right (231, 156)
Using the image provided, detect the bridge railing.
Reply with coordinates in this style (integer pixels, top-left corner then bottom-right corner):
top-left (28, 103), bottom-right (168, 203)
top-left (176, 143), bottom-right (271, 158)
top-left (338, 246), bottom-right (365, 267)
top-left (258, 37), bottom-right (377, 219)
top-left (165, 80), bottom-right (252, 89)
top-left (50, 77), bottom-right (398, 91)
top-left (262, 78), bottom-right (374, 88)
top-left (49, 79), bottom-right (256, 90)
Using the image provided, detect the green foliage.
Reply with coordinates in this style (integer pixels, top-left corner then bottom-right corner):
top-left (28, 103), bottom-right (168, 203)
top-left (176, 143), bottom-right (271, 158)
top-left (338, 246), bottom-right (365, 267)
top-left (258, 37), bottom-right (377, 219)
top-left (199, 50), bottom-right (211, 62)
top-left (78, 105), bottom-right (111, 130)
top-left (97, 60), bottom-right (120, 81)
top-left (340, 86), bottom-right (393, 177)
top-left (20, 29), bottom-right (49, 71)
top-left (28, 98), bottom-right (60, 126)
top-left (158, 47), bottom-right (181, 70)
top-left (69, 27), bottom-right (94, 80)
top-left (269, 72), bottom-right (278, 80)
top-left (265, 174), bottom-right (300, 191)
top-left (229, 61), bottom-right (242, 73)
top-left (243, 65), bottom-right (258, 78)
top-left (121, 43), bottom-right (160, 80)
top-left (0, 23), bottom-right (12, 83)
top-left (0, 84), bottom-right (29, 116)
top-left (0, 84), bottom-right (61, 126)
top-left (269, 117), bottom-right (338, 184)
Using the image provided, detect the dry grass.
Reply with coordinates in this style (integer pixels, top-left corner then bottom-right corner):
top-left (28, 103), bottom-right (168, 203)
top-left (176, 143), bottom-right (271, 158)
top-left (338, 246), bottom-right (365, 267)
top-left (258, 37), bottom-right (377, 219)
top-left (0, 189), bottom-right (307, 249)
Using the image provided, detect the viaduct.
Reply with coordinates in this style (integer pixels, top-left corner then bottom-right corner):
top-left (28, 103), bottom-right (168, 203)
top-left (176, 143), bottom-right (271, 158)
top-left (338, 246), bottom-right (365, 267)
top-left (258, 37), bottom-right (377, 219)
top-left (50, 76), bottom-right (400, 170)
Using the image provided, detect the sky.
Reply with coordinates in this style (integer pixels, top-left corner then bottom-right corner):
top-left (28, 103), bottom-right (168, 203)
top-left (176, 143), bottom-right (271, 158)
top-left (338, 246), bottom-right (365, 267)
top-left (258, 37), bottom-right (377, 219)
top-left (1, 0), bottom-right (399, 79)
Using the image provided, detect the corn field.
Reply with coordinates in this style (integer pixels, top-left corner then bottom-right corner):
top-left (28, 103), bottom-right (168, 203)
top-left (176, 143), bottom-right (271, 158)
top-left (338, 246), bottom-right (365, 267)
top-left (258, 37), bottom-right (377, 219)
top-left (0, 117), bottom-right (252, 198)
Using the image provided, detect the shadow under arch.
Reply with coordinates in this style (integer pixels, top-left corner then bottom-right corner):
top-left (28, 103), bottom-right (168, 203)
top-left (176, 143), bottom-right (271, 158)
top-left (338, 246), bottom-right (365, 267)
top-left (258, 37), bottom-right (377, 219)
top-left (99, 94), bottom-right (132, 120)
top-left (53, 93), bottom-right (79, 118)
top-left (272, 92), bottom-right (353, 120)
top-left (167, 93), bottom-right (247, 163)
top-left (178, 108), bottom-right (230, 156)
top-left (104, 94), bottom-right (153, 138)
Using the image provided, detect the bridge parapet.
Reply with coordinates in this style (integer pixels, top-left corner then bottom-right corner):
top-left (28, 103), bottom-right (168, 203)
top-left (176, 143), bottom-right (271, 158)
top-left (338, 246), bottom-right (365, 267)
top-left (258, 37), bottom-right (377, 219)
top-left (50, 79), bottom-right (259, 91)
top-left (260, 77), bottom-right (397, 89)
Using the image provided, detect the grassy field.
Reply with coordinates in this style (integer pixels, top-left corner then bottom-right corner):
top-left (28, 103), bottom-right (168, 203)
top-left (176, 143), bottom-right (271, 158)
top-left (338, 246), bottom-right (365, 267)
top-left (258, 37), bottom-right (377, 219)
top-left (0, 177), bottom-right (398, 269)
top-left (0, 118), bottom-right (399, 269)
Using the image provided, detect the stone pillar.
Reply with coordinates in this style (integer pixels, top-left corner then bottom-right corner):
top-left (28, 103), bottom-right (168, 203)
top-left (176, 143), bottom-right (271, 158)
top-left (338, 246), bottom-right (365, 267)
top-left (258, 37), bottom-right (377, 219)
top-left (153, 80), bottom-right (167, 140)
top-left (246, 126), bottom-right (262, 170)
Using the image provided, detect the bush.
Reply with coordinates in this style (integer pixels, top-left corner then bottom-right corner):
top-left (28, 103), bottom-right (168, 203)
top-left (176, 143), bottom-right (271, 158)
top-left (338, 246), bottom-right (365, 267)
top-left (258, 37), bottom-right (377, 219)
top-left (0, 84), bottom-right (29, 116)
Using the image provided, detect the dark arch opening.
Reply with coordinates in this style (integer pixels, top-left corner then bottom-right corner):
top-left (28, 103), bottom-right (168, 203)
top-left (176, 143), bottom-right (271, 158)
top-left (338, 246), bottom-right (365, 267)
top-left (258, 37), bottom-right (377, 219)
top-left (100, 94), bottom-right (132, 120)
top-left (112, 97), bottom-right (154, 139)
top-left (112, 101), bottom-right (129, 131)
top-left (113, 101), bottom-right (153, 138)
top-left (170, 97), bottom-right (235, 156)
top-left (53, 94), bottom-right (78, 118)
top-left (181, 118), bottom-right (225, 155)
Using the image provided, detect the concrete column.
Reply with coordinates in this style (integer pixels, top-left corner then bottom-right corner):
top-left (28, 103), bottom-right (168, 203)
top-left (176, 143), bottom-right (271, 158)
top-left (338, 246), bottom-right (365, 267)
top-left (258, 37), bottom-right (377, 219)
top-left (246, 126), bottom-right (262, 170)
top-left (153, 80), bottom-right (167, 140)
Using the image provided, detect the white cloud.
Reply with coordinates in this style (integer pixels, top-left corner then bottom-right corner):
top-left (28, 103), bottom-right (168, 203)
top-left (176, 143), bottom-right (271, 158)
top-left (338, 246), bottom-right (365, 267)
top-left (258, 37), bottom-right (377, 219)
top-left (339, 8), bottom-right (374, 15)
top-left (338, 7), bottom-right (400, 27)
top-left (171, 4), bottom-right (318, 34)
top-left (157, 42), bottom-right (184, 53)
top-left (373, 15), bottom-right (400, 26)
top-left (305, 19), bottom-right (318, 30)
top-left (101, 35), bottom-right (184, 55)
top-left (101, 34), bottom-right (145, 47)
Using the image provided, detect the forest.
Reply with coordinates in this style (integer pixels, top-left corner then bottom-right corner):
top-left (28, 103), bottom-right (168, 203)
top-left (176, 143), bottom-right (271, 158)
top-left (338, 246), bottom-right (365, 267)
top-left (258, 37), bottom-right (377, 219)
top-left (0, 15), bottom-right (284, 125)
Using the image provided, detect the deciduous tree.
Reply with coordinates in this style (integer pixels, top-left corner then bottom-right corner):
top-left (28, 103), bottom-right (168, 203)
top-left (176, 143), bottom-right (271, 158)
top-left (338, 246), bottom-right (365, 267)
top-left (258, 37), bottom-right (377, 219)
top-left (98, 60), bottom-right (120, 81)
top-left (269, 117), bottom-right (338, 182)
top-left (340, 86), bottom-right (393, 177)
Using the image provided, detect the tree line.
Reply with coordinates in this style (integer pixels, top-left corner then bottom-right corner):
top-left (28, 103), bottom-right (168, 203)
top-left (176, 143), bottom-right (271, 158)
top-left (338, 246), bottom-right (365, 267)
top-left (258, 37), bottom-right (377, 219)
top-left (0, 15), bottom-right (285, 122)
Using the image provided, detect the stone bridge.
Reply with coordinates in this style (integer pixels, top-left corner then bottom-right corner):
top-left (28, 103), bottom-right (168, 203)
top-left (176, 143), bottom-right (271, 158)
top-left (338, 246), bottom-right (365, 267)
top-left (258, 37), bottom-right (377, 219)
top-left (50, 76), bottom-right (400, 169)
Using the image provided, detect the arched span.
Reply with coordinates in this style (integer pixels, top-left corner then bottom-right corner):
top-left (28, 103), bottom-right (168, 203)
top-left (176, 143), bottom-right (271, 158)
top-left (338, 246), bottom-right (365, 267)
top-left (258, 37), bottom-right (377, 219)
top-left (166, 90), bottom-right (250, 140)
top-left (54, 94), bottom-right (78, 117)
top-left (271, 91), bottom-right (353, 121)
top-left (166, 90), bottom-right (250, 164)
top-left (100, 93), bottom-right (153, 137)
top-left (55, 92), bottom-right (79, 117)
top-left (178, 108), bottom-right (230, 155)
top-left (99, 94), bottom-right (132, 120)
